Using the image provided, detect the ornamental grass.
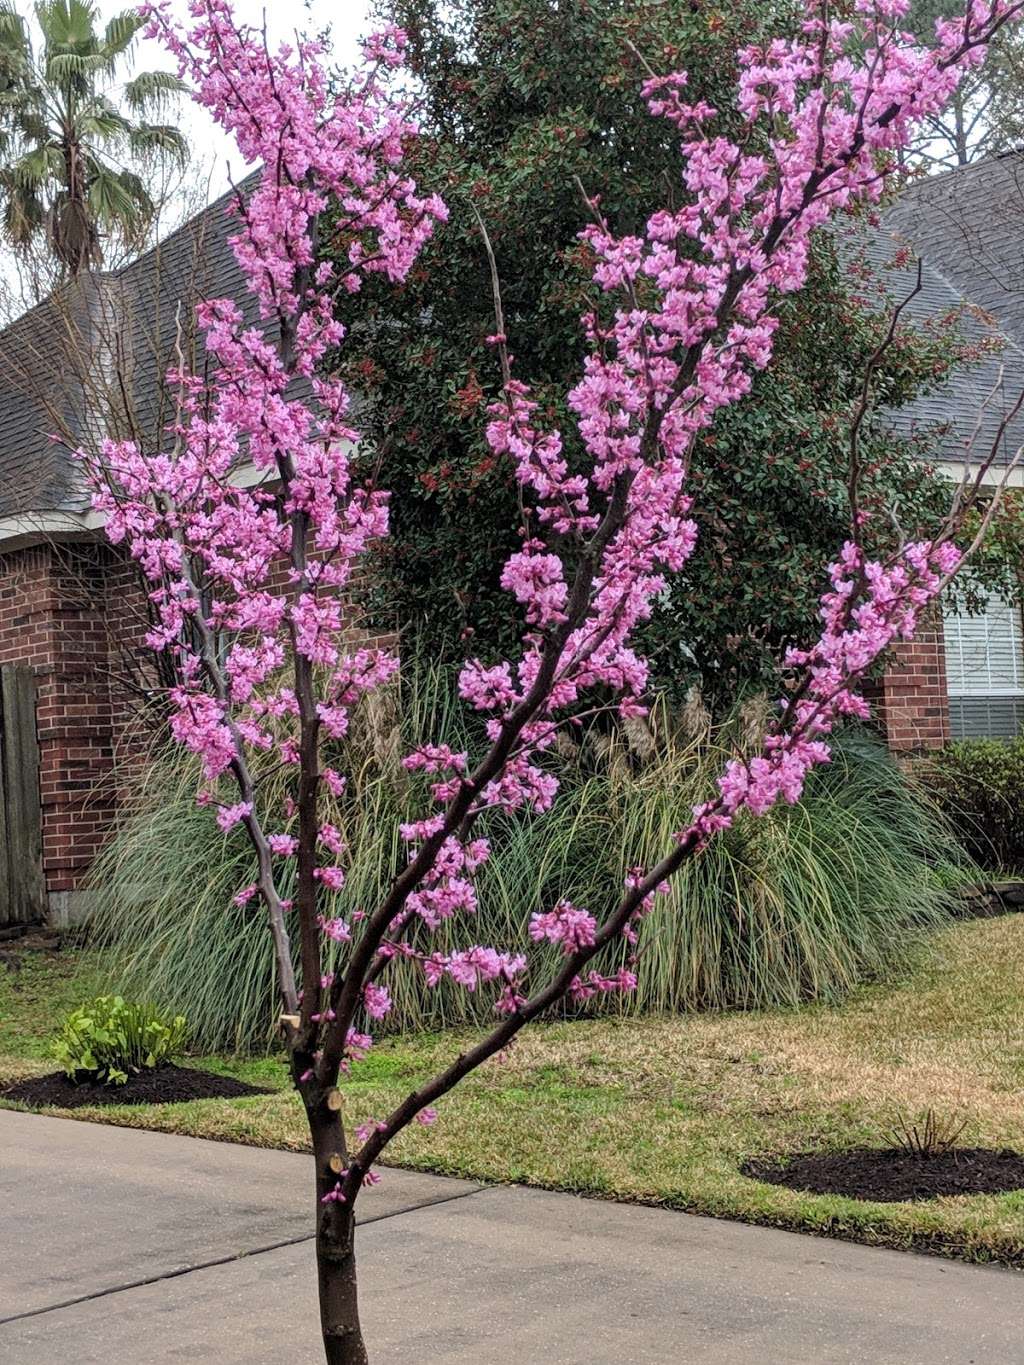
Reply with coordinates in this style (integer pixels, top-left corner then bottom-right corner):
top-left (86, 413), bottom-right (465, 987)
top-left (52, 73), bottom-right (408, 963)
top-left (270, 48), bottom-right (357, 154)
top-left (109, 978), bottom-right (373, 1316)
top-left (86, 666), bottom-right (968, 1053)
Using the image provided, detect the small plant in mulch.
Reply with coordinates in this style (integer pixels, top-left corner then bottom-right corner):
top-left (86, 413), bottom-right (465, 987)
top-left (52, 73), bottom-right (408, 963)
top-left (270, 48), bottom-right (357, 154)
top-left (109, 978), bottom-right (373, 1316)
top-left (52, 995), bottom-right (189, 1086)
top-left (888, 1107), bottom-right (970, 1161)
top-left (1, 995), bottom-right (271, 1108)
top-left (743, 1108), bottom-right (1024, 1203)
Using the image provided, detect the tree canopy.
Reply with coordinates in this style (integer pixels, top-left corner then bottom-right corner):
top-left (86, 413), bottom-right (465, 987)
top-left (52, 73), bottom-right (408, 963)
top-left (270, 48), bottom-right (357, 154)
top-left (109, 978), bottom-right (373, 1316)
top-left (0, 0), bottom-right (188, 275)
top-left (333, 0), bottom-right (961, 705)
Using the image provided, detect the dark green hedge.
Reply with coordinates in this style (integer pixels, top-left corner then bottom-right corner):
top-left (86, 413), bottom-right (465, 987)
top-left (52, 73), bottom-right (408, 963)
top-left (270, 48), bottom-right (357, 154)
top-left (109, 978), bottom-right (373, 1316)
top-left (923, 738), bottom-right (1024, 872)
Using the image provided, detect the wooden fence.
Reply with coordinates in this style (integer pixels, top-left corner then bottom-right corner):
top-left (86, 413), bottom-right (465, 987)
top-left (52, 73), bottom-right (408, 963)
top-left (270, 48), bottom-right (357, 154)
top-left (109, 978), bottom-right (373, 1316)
top-left (0, 665), bottom-right (46, 929)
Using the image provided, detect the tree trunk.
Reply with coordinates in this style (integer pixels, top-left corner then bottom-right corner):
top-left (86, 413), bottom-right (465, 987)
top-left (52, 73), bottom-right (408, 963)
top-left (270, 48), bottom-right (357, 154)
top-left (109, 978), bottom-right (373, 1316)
top-left (310, 1109), bottom-right (368, 1364)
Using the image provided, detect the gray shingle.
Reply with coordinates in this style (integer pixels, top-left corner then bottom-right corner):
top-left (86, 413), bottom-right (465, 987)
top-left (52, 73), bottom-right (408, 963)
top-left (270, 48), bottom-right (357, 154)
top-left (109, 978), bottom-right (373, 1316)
top-left (0, 277), bottom-right (96, 517)
top-left (4, 155), bottom-right (1024, 523)
top-left (843, 209), bottom-right (1024, 468)
top-left (887, 152), bottom-right (1024, 350)
top-left (0, 174), bottom-right (258, 520)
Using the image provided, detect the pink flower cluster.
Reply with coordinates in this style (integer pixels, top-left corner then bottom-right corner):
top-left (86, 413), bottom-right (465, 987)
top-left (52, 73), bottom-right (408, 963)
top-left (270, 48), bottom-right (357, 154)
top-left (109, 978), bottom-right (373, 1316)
top-left (687, 538), bottom-right (962, 843)
top-left (81, 1), bottom-right (445, 916)
top-left (398, 821), bottom-right (492, 929)
top-left (419, 946), bottom-right (527, 1014)
top-left (529, 901), bottom-right (598, 955)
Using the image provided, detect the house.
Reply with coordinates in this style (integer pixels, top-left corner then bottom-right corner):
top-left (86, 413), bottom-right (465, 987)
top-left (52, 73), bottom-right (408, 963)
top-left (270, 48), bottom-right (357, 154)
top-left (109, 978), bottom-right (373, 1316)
top-left (0, 185), bottom-right (256, 927)
top-left (1, 159), bottom-right (1022, 928)
top-left (866, 152), bottom-right (1024, 749)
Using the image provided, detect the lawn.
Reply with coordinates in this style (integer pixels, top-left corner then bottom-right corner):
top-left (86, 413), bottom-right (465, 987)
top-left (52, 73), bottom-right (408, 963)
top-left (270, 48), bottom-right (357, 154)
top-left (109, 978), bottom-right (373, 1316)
top-left (2, 916), bottom-right (1023, 1267)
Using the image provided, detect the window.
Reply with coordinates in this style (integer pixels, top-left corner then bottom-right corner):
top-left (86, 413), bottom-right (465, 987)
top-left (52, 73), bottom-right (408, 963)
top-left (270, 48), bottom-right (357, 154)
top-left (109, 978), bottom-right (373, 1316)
top-left (944, 591), bottom-right (1024, 739)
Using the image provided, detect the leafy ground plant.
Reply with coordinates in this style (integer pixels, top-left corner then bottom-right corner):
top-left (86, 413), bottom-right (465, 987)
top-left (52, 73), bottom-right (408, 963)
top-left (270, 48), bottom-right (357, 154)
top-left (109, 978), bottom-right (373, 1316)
top-left (52, 995), bottom-right (188, 1085)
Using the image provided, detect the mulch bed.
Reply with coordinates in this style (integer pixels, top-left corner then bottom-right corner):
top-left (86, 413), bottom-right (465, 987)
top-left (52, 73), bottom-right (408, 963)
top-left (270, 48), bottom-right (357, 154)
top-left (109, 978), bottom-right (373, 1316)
top-left (743, 1147), bottom-right (1024, 1202)
top-left (1, 1064), bottom-right (272, 1109)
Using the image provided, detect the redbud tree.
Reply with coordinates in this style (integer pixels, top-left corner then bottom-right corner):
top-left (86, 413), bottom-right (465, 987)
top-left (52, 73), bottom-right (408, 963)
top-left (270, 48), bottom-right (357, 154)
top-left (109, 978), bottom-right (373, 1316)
top-left (84, 1), bottom-right (1023, 1360)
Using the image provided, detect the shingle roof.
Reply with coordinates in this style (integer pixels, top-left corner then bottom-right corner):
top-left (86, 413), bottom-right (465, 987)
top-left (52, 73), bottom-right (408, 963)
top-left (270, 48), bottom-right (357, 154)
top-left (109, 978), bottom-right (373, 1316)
top-left (0, 174), bottom-right (258, 520)
top-left (845, 206), bottom-right (1024, 467)
top-left (4, 154), bottom-right (1024, 525)
top-left (0, 275), bottom-right (100, 516)
top-left (887, 152), bottom-right (1024, 350)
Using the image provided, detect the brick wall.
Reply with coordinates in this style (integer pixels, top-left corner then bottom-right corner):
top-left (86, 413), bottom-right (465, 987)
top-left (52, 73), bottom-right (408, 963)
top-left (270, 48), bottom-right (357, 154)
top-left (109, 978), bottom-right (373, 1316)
top-left (0, 540), bottom-right (149, 922)
top-left (0, 535), bottom-right (394, 924)
top-left (871, 611), bottom-right (951, 753)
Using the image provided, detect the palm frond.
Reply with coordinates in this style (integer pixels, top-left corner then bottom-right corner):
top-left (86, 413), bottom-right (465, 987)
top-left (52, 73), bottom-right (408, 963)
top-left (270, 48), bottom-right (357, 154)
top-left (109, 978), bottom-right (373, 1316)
top-left (122, 69), bottom-right (187, 114)
top-left (77, 99), bottom-right (130, 142)
top-left (86, 161), bottom-right (151, 227)
top-left (1, 177), bottom-right (45, 246)
top-left (7, 141), bottom-right (63, 186)
top-left (44, 51), bottom-right (109, 84)
top-left (0, 3), bottom-right (32, 80)
top-left (36, 0), bottom-right (98, 52)
top-left (102, 9), bottom-right (143, 61)
top-left (129, 122), bottom-right (188, 164)
top-left (12, 109), bottom-right (54, 151)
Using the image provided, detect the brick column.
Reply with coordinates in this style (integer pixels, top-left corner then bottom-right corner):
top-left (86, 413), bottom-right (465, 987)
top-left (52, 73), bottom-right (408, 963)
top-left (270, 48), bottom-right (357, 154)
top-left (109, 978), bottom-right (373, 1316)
top-left (0, 540), bottom-right (147, 924)
top-left (872, 611), bottom-right (951, 753)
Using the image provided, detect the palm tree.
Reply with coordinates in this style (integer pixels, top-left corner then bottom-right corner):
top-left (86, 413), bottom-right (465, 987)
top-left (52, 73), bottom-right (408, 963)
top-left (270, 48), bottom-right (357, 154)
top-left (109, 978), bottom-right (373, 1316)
top-left (0, 0), bottom-right (188, 276)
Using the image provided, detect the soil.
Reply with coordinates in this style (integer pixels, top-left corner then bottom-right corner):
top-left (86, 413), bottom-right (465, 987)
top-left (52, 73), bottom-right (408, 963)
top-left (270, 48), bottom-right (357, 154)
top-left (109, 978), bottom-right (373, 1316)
top-left (743, 1147), bottom-right (1024, 1202)
top-left (1, 1064), bottom-right (272, 1109)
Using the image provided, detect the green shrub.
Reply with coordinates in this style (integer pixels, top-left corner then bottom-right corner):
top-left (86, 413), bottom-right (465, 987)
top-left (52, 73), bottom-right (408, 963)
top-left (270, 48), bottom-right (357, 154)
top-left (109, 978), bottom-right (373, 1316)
top-left (85, 668), bottom-right (971, 1052)
top-left (921, 738), bottom-right (1024, 872)
top-left (52, 995), bottom-right (188, 1085)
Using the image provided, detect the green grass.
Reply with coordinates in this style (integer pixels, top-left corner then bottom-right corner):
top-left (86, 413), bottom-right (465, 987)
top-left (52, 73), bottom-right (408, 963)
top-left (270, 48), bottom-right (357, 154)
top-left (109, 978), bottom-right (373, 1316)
top-left (3, 916), bottom-right (1024, 1267)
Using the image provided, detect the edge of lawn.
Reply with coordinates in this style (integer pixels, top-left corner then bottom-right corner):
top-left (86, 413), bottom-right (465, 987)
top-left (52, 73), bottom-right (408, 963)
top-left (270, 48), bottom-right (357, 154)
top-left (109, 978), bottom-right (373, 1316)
top-left (2, 918), bottom-right (1024, 1273)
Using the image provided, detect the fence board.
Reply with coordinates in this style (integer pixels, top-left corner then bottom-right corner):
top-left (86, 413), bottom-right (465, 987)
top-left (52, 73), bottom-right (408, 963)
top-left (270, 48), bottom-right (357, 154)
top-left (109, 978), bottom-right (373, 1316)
top-left (1, 666), bottom-right (46, 926)
top-left (0, 714), bottom-right (11, 927)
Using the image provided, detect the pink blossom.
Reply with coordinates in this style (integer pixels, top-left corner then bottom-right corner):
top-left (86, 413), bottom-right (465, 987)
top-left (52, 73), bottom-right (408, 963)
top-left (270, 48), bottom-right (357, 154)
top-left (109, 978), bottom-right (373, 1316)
top-left (363, 984), bottom-right (392, 1020)
top-left (529, 901), bottom-right (597, 954)
top-left (216, 801), bottom-right (252, 832)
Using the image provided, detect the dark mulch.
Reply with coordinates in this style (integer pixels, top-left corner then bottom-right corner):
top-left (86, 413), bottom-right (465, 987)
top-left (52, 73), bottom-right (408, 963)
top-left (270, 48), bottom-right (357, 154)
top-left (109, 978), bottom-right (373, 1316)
top-left (743, 1147), bottom-right (1024, 1202)
top-left (1, 1064), bottom-right (272, 1109)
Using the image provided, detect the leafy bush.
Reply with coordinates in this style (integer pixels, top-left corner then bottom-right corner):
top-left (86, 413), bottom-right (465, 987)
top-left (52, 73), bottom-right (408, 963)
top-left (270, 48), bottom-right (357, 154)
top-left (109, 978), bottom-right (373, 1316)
top-left (86, 668), bottom-right (971, 1052)
top-left (921, 738), bottom-right (1024, 872)
top-left (52, 995), bottom-right (188, 1085)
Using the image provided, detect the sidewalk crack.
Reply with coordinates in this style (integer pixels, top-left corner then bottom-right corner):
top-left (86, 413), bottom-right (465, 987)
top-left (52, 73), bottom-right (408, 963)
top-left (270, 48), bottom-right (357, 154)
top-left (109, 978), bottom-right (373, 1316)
top-left (0, 1185), bottom-right (487, 1328)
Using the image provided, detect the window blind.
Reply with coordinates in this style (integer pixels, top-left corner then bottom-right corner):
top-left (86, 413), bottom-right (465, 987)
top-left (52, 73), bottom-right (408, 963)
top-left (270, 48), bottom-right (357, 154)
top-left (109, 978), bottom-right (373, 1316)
top-left (944, 591), bottom-right (1024, 739)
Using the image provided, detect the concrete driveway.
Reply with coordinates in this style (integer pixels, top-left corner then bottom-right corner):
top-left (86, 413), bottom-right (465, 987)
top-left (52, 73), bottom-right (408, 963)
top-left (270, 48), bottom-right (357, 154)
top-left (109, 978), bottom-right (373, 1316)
top-left (0, 1109), bottom-right (1020, 1363)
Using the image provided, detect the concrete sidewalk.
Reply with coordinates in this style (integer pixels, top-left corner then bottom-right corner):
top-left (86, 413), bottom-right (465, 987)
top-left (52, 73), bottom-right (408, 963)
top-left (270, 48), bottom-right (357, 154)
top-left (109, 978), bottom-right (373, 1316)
top-left (0, 1110), bottom-right (1020, 1363)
